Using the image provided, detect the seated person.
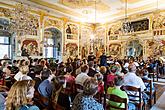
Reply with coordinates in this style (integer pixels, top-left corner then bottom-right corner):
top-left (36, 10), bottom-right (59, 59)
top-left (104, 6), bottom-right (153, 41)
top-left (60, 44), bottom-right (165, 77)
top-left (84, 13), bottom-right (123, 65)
top-left (33, 65), bottom-right (43, 90)
top-left (94, 73), bottom-right (104, 94)
top-left (6, 80), bottom-right (39, 110)
top-left (72, 78), bottom-right (104, 110)
top-left (38, 69), bottom-right (54, 98)
top-left (107, 75), bottom-right (129, 110)
top-left (142, 69), bottom-right (155, 92)
top-left (75, 64), bottom-right (90, 86)
top-left (87, 61), bottom-right (98, 77)
top-left (14, 65), bottom-right (32, 81)
top-left (107, 66), bottom-right (116, 87)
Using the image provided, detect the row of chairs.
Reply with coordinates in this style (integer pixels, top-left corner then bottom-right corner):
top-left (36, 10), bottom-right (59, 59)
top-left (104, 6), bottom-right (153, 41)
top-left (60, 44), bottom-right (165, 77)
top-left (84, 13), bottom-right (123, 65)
top-left (75, 78), bottom-right (156, 110)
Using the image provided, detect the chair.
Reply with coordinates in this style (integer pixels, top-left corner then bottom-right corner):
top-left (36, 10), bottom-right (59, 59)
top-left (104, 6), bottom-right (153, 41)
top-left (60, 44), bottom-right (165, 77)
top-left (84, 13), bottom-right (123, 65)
top-left (142, 79), bottom-right (156, 108)
top-left (122, 86), bottom-right (145, 110)
top-left (106, 94), bottom-right (127, 110)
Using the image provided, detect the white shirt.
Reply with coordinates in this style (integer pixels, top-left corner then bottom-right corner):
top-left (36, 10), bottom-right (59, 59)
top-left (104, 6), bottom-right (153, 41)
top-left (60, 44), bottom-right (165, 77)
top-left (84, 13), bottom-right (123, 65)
top-left (14, 71), bottom-right (23, 81)
top-left (123, 72), bottom-right (146, 101)
top-left (123, 72), bottom-right (146, 91)
top-left (75, 72), bottom-right (89, 86)
top-left (123, 62), bottom-right (129, 71)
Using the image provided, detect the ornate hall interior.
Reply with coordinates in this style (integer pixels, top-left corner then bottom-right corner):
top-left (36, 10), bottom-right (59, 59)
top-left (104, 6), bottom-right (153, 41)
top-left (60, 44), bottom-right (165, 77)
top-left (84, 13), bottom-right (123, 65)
top-left (0, 0), bottom-right (165, 110)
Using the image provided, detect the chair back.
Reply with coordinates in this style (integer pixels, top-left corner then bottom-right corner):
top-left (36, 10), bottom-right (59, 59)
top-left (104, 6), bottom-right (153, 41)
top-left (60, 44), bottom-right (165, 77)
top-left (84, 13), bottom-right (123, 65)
top-left (107, 94), bottom-right (127, 110)
top-left (142, 79), bottom-right (152, 94)
top-left (142, 79), bottom-right (156, 107)
top-left (122, 86), bottom-right (143, 110)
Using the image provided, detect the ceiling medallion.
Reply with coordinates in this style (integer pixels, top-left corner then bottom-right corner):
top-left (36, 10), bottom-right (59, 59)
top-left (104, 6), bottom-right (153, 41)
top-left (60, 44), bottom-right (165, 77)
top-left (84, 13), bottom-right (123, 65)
top-left (60, 0), bottom-right (100, 8)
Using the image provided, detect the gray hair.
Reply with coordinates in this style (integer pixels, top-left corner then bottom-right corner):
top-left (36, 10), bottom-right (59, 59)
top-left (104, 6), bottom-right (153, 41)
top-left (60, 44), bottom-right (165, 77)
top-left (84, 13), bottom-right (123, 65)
top-left (83, 78), bottom-right (98, 96)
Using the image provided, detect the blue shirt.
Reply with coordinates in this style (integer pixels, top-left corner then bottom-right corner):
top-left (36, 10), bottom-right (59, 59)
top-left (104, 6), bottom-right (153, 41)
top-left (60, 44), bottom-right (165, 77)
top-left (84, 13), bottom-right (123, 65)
top-left (0, 94), bottom-right (5, 110)
top-left (38, 79), bottom-right (53, 98)
top-left (72, 93), bottom-right (104, 110)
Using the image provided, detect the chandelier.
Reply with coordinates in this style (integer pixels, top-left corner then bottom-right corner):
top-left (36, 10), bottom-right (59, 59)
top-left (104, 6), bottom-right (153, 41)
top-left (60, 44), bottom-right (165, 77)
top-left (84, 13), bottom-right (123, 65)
top-left (8, 3), bottom-right (38, 36)
top-left (122, 0), bottom-right (134, 35)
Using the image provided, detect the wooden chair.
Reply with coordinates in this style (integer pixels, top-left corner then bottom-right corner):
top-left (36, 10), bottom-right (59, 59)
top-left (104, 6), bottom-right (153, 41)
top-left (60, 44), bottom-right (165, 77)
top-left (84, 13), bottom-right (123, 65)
top-left (122, 86), bottom-right (145, 110)
top-left (148, 72), bottom-right (157, 82)
top-left (142, 79), bottom-right (156, 108)
top-left (106, 94), bottom-right (127, 110)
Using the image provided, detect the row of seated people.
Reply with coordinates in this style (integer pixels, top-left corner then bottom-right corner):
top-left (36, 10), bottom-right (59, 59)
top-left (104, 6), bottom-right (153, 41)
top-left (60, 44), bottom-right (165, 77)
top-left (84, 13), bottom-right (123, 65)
top-left (0, 57), bottom-right (157, 110)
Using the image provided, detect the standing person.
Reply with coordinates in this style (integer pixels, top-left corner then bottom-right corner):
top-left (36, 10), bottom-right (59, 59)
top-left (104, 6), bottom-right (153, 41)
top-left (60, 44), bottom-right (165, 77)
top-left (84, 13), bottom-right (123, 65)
top-left (100, 52), bottom-right (107, 66)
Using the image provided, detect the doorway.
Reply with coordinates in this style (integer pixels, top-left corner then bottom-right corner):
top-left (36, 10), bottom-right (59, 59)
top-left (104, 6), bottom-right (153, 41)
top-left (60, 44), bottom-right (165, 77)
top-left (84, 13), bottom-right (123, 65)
top-left (44, 28), bottom-right (62, 61)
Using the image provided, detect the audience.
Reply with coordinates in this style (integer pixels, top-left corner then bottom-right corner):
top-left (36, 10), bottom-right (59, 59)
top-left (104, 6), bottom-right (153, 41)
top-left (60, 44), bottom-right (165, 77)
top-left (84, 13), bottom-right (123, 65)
top-left (0, 55), bottom-right (161, 110)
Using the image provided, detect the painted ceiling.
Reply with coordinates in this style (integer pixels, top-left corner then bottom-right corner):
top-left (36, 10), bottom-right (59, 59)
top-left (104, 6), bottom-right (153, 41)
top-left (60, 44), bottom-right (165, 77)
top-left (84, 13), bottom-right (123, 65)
top-left (1, 0), bottom-right (165, 23)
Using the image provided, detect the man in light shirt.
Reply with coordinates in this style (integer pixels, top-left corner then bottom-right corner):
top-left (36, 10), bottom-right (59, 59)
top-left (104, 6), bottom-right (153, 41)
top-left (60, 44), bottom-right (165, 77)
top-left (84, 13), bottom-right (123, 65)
top-left (75, 64), bottom-right (90, 86)
top-left (123, 63), bottom-right (146, 91)
top-left (123, 63), bottom-right (146, 104)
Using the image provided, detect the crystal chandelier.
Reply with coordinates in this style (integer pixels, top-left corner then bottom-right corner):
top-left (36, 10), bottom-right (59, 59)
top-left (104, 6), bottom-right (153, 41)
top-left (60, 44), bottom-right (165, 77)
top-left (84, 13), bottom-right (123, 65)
top-left (122, 0), bottom-right (134, 34)
top-left (8, 3), bottom-right (38, 36)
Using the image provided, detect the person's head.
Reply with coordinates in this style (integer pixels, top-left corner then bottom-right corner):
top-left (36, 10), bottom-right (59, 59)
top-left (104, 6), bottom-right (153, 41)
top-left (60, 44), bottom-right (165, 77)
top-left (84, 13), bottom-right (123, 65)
top-left (81, 64), bottom-right (89, 73)
top-left (39, 59), bottom-right (46, 67)
top-left (65, 64), bottom-right (73, 73)
top-left (41, 68), bottom-right (52, 80)
top-left (99, 66), bottom-right (107, 74)
top-left (114, 75), bottom-right (124, 87)
top-left (5, 66), bottom-right (12, 74)
top-left (143, 69), bottom-right (149, 77)
top-left (6, 80), bottom-right (35, 110)
top-left (20, 65), bottom-right (29, 75)
top-left (13, 60), bottom-right (17, 65)
top-left (94, 73), bottom-right (103, 82)
top-left (88, 61), bottom-right (94, 68)
top-left (110, 65), bottom-right (118, 73)
top-left (20, 59), bottom-right (26, 67)
top-left (128, 63), bottom-right (137, 73)
top-left (34, 65), bottom-right (43, 76)
top-left (83, 78), bottom-right (98, 96)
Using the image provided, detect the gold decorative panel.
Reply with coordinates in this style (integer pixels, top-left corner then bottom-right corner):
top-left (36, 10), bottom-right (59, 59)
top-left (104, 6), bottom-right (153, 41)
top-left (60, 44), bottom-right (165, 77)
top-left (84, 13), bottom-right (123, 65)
top-left (66, 43), bottom-right (78, 57)
top-left (146, 40), bottom-right (165, 57)
top-left (44, 18), bottom-right (63, 30)
top-left (80, 26), bottom-right (93, 58)
top-left (65, 23), bottom-right (79, 40)
top-left (109, 44), bottom-right (121, 57)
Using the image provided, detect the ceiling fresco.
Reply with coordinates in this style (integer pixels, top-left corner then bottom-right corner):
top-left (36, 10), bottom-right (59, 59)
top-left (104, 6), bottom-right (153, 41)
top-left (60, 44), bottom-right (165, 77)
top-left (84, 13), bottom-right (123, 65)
top-left (1, 0), bottom-right (165, 23)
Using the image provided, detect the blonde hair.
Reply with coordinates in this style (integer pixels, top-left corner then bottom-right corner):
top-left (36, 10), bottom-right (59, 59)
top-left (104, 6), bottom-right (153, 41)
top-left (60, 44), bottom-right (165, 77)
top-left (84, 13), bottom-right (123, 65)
top-left (6, 80), bottom-right (35, 110)
top-left (20, 65), bottom-right (29, 75)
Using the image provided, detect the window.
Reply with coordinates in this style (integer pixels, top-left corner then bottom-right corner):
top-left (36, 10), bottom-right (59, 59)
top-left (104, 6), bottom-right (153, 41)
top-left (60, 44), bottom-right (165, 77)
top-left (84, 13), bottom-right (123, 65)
top-left (0, 36), bottom-right (11, 59)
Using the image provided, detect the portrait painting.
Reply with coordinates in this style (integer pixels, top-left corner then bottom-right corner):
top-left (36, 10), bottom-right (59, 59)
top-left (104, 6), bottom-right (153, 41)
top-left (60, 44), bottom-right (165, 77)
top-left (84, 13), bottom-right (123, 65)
top-left (21, 39), bottom-right (39, 56)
